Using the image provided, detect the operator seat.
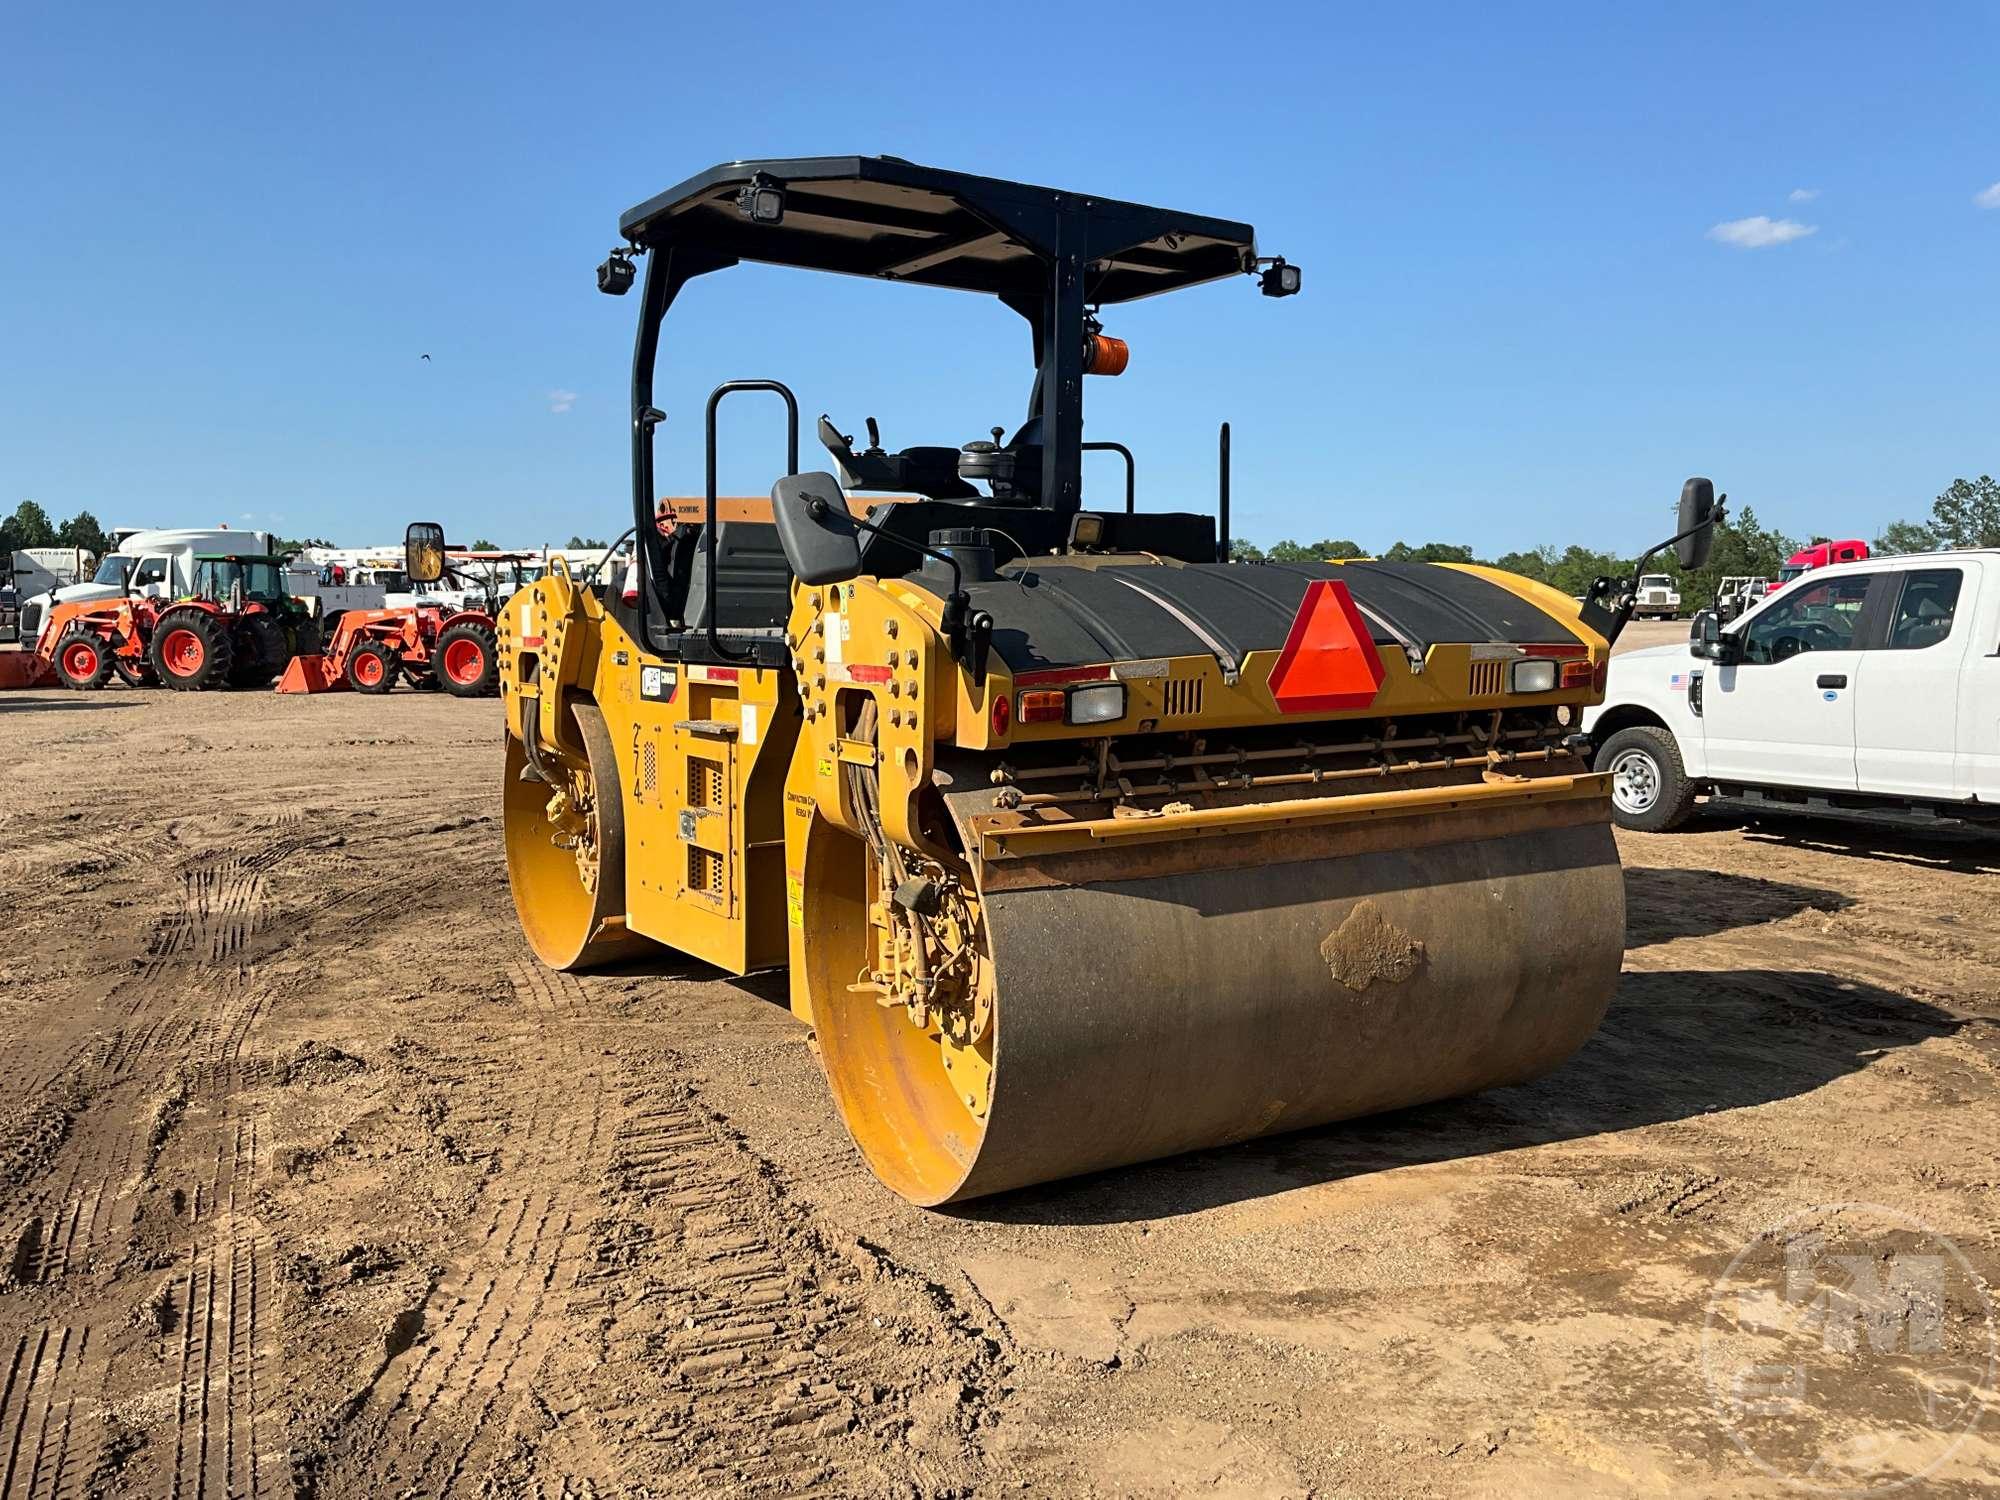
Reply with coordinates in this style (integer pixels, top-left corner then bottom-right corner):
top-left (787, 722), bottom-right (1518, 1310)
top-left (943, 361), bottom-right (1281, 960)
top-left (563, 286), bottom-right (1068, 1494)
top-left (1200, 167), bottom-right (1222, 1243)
top-left (681, 520), bottom-right (792, 632)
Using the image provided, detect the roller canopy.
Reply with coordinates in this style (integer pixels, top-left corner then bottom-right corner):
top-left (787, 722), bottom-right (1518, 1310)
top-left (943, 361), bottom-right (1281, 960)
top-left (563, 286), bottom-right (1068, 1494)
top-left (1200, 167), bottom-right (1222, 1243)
top-left (909, 560), bottom-right (1581, 675)
top-left (618, 156), bottom-right (1259, 303)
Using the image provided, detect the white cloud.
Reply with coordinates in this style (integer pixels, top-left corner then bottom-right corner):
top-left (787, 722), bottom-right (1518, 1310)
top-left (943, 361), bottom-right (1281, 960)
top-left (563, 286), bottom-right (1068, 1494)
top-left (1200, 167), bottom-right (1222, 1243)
top-left (1975, 181), bottom-right (2000, 210)
top-left (240, 511), bottom-right (256, 520)
top-left (1707, 216), bottom-right (1818, 249)
top-left (548, 388), bottom-right (578, 414)
top-left (1788, 187), bottom-right (1820, 203)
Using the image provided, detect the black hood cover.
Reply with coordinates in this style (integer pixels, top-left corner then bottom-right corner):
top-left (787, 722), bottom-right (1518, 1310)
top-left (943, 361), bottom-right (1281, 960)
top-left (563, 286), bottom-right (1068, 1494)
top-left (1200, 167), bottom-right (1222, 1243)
top-left (914, 560), bottom-right (1576, 676)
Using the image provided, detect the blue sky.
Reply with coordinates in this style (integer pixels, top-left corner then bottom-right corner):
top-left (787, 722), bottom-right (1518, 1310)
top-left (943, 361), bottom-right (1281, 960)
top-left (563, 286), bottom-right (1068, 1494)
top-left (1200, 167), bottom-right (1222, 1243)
top-left (4, 2), bottom-right (1995, 555)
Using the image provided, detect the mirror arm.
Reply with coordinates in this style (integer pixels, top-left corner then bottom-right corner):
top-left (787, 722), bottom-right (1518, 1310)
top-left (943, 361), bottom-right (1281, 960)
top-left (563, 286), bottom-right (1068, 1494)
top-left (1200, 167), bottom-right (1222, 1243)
top-left (1598, 500), bottom-right (1730, 644)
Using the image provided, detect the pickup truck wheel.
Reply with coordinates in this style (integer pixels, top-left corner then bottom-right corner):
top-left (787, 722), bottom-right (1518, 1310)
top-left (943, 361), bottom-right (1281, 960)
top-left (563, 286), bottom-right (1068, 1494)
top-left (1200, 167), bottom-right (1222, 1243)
top-left (1594, 725), bottom-right (1697, 833)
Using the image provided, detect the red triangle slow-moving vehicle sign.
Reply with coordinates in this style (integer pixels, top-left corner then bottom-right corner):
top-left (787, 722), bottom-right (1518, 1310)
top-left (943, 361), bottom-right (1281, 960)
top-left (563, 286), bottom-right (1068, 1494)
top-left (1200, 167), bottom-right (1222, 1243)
top-left (1266, 578), bottom-right (1386, 713)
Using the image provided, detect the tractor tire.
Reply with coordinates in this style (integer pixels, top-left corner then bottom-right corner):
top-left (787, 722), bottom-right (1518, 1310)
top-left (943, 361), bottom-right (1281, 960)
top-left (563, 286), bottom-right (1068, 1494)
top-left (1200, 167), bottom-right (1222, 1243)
top-left (113, 657), bottom-right (159, 688)
top-left (1594, 725), bottom-right (1698, 833)
top-left (230, 615), bottom-right (290, 689)
top-left (150, 609), bottom-right (235, 691)
top-left (53, 627), bottom-right (115, 690)
top-left (435, 620), bottom-right (499, 697)
top-left (346, 640), bottom-right (399, 694)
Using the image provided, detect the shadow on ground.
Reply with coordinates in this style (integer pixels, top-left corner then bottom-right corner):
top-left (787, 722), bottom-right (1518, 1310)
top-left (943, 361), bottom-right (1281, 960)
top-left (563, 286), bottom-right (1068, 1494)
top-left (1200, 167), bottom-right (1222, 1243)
top-left (1622, 866), bottom-right (1851, 946)
top-left (0, 695), bottom-right (141, 712)
top-left (972, 966), bottom-right (1965, 1225)
top-left (1693, 802), bottom-right (2000, 876)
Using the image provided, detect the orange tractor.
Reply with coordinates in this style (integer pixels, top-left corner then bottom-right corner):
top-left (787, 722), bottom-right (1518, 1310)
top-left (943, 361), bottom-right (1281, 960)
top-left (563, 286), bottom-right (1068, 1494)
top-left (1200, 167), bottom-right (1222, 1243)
top-left (38, 553), bottom-right (314, 691)
top-left (278, 603), bottom-right (501, 695)
top-left (277, 547), bottom-right (527, 696)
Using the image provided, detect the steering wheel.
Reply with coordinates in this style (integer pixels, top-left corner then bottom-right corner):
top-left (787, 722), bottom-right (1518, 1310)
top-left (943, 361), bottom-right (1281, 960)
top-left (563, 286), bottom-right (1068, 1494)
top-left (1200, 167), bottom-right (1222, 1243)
top-left (1769, 621), bottom-right (1839, 662)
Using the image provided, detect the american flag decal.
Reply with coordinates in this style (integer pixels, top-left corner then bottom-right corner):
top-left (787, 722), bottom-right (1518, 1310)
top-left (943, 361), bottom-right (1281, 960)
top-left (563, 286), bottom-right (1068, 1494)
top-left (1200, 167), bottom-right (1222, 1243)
top-left (1668, 672), bottom-right (1686, 692)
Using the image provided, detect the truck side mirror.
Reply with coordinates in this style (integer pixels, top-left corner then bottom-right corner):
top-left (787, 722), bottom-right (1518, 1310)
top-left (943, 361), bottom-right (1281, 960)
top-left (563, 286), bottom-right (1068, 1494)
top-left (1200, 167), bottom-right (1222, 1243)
top-left (771, 472), bottom-right (863, 584)
top-left (1675, 478), bottom-right (1716, 570)
top-left (1690, 608), bottom-right (1740, 663)
top-left (406, 522), bottom-right (447, 583)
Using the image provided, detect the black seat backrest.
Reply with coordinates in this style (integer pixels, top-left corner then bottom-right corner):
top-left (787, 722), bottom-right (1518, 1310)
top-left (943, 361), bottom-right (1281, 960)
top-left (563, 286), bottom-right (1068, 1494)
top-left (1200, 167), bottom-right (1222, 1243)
top-left (683, 521), bottom-right (792, 630)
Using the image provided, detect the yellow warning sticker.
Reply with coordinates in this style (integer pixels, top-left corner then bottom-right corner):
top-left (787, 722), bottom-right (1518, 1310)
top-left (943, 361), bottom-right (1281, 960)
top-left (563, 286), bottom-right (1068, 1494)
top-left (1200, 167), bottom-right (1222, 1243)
top-left (816, 757), bottom-right (835, 778)
top-left (785, 873), bottom-right (804, 928)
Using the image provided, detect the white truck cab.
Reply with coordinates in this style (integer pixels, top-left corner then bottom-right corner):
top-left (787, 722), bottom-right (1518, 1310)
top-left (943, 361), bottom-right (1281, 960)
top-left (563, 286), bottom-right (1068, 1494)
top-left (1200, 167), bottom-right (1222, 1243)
top-left (1632, 574), bottom-right (1682, 620)
top-left (1583, 551), bottom-right (2000, 830)
top-left (18, 528), bottom-right (277, 647)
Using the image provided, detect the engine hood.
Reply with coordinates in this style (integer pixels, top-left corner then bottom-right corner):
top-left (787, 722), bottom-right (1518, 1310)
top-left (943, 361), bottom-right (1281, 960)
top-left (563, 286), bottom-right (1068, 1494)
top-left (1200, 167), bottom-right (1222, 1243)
top-left (910, 559), bottom-right (1580, 676)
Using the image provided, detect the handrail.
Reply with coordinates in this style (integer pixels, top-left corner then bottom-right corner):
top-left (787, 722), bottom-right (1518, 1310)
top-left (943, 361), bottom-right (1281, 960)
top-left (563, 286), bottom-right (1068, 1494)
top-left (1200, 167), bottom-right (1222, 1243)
top-left (1083, 441), bottom-right (1136, 513)
top-left (702, 380), bottom-right (800, 662)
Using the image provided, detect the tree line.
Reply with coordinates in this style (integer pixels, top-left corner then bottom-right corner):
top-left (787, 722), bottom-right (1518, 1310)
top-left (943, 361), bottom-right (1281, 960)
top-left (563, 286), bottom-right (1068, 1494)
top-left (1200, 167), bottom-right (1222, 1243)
top-left (10, 474), bottom-right (1996, 600)
top-left (1, 500), bottom-right (111, 558)
top-left (1232, 475), bottom-right (2000, 603)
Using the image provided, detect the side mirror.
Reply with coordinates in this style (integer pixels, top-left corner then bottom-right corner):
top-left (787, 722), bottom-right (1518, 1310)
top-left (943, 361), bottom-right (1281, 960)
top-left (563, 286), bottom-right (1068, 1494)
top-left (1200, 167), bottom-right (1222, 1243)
top-left (1690, 608), bottom-right (1741, 663)
top-left (770, 472), bottom-right (862, 585)
top-left (406, 522), bottom-right (447, 583)
top-left (141, 581), bottom-right (170, 601)
top-left (1675, 478), bottom-right (1716, 570)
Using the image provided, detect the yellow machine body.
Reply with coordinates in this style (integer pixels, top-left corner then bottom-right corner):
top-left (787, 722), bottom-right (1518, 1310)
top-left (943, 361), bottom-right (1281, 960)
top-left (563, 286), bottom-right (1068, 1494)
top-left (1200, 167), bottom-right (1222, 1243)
top-left (497, 545), bottom-right (1626, 1205)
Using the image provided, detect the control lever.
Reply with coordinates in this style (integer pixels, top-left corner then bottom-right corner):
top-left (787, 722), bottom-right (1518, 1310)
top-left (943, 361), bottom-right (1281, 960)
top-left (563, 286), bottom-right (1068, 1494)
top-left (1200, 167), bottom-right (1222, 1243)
top-left (817, 413), bottom-right (856, 461)
top-left (864, 416), bottom-right (882, 453)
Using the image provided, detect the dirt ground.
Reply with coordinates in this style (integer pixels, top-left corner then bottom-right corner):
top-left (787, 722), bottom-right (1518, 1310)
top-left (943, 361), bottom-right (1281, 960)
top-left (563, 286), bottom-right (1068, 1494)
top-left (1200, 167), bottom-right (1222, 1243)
top-left (3, 658), bottom-right (1998, 1498)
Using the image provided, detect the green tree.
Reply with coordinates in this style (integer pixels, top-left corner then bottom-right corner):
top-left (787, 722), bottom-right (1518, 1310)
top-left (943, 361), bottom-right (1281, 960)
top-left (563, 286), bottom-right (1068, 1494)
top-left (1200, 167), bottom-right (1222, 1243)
top-left (566, 534), bottom-right (608, 550)
top-left (470, 537), bottom-right (500, 550)
top-left (275, 535), bottom-right (335, 553)
top-left (2, 500), bottom-right (58, 552)
top-left (1873, 519), bottom-right (1938, 555)
top-left (1227, 537), bottom-right (1266, 562)
top-left (1670, 503), bottom-right (1798, 607)
top-left (1544, 545), bottom-right (1631, 598)
top-left (1929, 475), bottom-right (2000, 549)
top-left (1381, 541), bottom-right (1477, 564)
top-left (56, 509), bottom-right (110, 556)
top-left (1267, 538), bottom-right (1366, 562)
top-left (1491, 547), bottom-right (1553, 582)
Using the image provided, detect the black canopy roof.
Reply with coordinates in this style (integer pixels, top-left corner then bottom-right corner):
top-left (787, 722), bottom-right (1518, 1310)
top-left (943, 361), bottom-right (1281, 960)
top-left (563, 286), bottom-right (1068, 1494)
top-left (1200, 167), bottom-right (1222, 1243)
top-left (618, 156), bottom-right (1259, 303)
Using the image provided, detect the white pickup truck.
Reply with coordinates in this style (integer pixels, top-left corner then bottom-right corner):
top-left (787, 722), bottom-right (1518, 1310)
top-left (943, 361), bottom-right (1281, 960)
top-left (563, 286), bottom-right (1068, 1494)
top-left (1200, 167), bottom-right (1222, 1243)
top-left (1583, 551), bottom-right (2000, 830)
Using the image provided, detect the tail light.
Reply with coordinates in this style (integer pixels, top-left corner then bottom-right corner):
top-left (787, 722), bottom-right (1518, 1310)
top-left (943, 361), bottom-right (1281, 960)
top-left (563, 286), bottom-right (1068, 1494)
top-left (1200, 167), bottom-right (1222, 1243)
top-left (1017, 690), bottom-right (1066, 724)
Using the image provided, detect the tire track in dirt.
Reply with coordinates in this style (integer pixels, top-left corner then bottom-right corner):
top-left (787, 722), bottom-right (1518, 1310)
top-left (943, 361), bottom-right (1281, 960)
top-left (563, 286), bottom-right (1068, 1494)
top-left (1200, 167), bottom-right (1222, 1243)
top-left (564, 1081), bottom-right (1005, 1498)
top-left (166, 1115), bottom-right (269, 1500)
top-left (314, 960), bottom-right (603, 1495)
top-left (0, 1324), bottom-right (93, 1500)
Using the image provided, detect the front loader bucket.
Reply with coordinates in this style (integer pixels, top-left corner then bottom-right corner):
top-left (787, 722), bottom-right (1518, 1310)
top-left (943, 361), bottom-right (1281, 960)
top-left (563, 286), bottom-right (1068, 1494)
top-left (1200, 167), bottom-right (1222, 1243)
top-left (276, 654), bottom-right (345, 693)
top-left (807, 776), bottom-right (1626, 1206)
top-left (0, 651), bottom-right (54, 689)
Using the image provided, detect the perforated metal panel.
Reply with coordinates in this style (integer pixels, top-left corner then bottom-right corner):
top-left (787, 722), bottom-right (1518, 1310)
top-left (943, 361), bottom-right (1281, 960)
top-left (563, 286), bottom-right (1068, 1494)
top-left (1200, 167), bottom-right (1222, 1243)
top-left (640, 740), bottom-right (657, 796)
top-left (687, 757), bottom-right (724, 808)
top-left (688, 845), bottom-right (724, 896)
top-left (1161, 676), bottom-right (1204, 718)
